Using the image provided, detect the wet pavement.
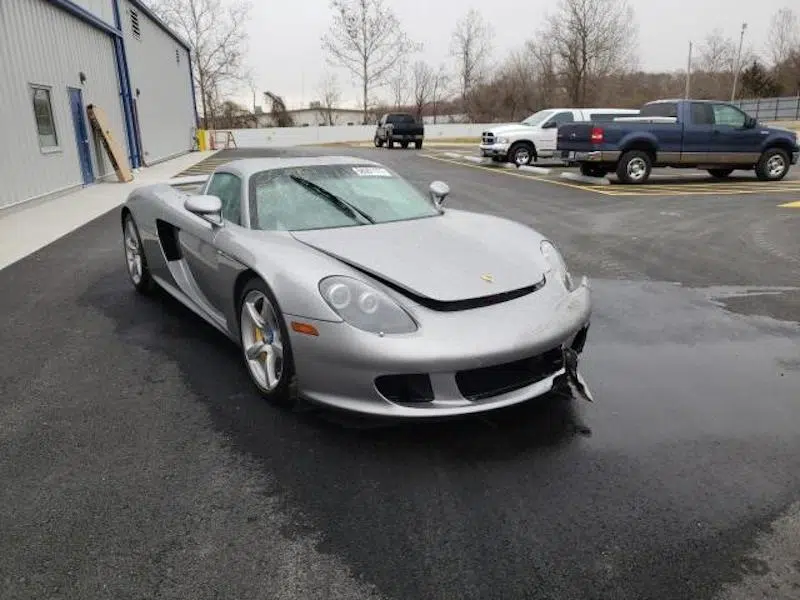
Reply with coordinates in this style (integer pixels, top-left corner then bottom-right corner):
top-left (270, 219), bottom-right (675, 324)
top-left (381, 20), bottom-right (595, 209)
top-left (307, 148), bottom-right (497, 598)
top-left (1, 146), bottom-right (799, 599)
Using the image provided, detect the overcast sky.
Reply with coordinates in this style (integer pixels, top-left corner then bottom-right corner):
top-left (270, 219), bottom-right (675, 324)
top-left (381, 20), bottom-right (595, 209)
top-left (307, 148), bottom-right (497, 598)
top-left (235, 0), bottom-right (793, 110)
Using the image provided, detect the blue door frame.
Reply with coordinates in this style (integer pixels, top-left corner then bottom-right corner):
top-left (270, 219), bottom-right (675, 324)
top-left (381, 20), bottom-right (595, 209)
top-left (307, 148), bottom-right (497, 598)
top-left (68, 87), bottom-right (94, 185)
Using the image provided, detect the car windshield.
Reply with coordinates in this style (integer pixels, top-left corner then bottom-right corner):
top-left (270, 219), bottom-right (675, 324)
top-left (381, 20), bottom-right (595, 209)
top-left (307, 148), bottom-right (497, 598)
top-left (521, 110), bottom-right (554, 126)
top-left (248, 164), bottom-right (440, 232)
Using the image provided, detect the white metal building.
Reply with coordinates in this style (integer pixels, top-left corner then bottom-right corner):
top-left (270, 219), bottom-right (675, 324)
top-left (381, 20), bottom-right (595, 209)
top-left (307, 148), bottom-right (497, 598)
top-left (0, 0), bottom-right (197, 210)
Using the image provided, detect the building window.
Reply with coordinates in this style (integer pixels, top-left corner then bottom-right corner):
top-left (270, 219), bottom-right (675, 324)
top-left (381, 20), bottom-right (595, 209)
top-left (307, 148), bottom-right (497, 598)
top-left (130, 8), bottom-right (140, 39)
top-left (31, 85), bottom-right (59, 151)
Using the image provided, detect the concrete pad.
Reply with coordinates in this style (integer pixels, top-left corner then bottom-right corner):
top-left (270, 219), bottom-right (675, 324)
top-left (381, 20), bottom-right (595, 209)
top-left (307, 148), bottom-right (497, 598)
top-left (463, 156), bottom-right (488, 164)
top-left (0, 151), bottom-right (219, 271)
top-left (560, 171), bottom-right (612, 186)
top-left (517, 165), bottom-right (553, 175)
top-left (442, 152), bottom-right (463, 159)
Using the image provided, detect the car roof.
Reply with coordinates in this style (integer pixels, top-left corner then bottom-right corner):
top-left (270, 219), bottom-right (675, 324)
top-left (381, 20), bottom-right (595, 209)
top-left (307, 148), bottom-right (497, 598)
top-left (214, 155), bottom-right (384, 178)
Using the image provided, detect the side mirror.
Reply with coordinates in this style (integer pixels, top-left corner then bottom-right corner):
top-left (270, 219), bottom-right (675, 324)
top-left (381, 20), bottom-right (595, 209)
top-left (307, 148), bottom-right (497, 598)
top-left (745, 116), bottom-right (757, 128)
top-left (429, 180), bottom-right (450, 208)
top-left (185, 194), bottom-right (223, 226)
top-left (542, 121), bottom-right (557, 129)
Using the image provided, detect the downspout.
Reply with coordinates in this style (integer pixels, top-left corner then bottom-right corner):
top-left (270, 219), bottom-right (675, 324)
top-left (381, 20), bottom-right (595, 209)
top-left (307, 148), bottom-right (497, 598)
top-left (187, 51), bottom-right (199, 130)
top-left (111, 0), bottom-right (141, 169)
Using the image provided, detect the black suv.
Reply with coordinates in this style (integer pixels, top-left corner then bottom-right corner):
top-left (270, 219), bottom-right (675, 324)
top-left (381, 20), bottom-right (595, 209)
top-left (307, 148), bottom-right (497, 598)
top-left (374, 113), bottom-right (425, 149)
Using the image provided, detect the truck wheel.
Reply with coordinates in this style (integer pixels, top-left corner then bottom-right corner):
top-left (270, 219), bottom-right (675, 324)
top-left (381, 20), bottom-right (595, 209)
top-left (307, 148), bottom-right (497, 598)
top-left (374, 136), bottom-right (383, 148)
top-left (580, 164), bottom-right (609, 178)
top-left (509, 142), bottom-right (535, 166)
top-left (401, 141), bottom-right (409, 149)
top-left (755, 148), bottom-right (790, 181)
top-left (415, 140), bottom-right (423, 149)
top-left (387, 137), bottom-right (395, 149)
top-left (707, 168), bottom-right (734, 179)
top-left (616, 150), bottom-right (652, 184)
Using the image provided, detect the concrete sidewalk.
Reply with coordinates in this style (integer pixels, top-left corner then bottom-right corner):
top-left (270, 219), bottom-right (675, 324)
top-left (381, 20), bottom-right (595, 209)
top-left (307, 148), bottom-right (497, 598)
top-left (0, 151), bottom-right (218, 271)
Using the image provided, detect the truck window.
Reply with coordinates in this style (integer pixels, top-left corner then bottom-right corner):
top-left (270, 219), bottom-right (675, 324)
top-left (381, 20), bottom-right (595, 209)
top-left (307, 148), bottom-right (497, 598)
top-left (712, 104), bottom-right (746, 128)
top-left (690, 103), bottom-right (714, 125)
top-left (545, 111), bottom-right (575, 127)
top-left (387, 114), bottom-right (415, 124)
top-left (640, 102), bottom-right (678, 118)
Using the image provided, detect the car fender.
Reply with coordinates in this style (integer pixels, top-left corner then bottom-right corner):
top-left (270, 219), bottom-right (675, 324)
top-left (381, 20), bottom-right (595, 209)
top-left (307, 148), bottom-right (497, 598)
top-left (617, 131), bottom-right (660, 155)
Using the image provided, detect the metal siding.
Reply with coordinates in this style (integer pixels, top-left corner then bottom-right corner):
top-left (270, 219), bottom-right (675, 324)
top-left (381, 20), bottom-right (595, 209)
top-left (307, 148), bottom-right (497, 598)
top-left (70, 0), bottom-right (115, 24)
top-left (0, 0), bottom-right (128, 209)
top-left (122, 0), bottom-right (195, 164)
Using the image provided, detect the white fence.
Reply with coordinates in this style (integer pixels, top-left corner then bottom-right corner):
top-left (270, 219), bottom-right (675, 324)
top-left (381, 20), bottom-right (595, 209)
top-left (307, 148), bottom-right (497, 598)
top-left (224, 123), bottom-right (493, 148)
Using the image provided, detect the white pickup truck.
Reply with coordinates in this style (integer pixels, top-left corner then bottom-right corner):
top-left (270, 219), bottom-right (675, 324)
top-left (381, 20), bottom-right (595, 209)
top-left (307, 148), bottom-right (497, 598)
top-left (479, 107), bottom-right (640, 165)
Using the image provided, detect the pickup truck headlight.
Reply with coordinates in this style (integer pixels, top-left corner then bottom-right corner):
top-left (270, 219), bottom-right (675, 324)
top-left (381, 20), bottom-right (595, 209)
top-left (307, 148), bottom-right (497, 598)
top-left (319, 276), bottom-right (418, 334)
top-left (540, 240), bottom-right (575, 291)
top-left (496, 137), bottom-right (509, 144)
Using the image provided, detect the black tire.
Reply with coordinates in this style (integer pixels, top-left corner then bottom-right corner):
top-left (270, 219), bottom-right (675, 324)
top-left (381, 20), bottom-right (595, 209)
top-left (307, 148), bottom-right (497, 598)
top-left (401, 141), bottom-right (409, 149)
top-left (755, 148), bottom-right (790, 181)
top-left (122, 211), bottom-right (156, 294)
top-left (238, 277), bottom-right (299, 407)
top-left (374, 135), bottom-right (383, 148)
top-left (508, 142), bottom-right (535, 166)
top-left (580, 164), bottom-right (609, 178)
top-left (708, 168), bottom-right (734, 179)
top-left (415, 140), bottom-right (423, 150)
top-left (387, 137), bottom-right (395, 149)
top-left (616, 150), bottom-right (652, 184)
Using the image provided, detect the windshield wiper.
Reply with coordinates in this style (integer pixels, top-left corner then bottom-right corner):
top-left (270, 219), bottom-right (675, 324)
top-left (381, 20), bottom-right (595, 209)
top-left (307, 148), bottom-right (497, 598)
top-left (289, 175), bottom-right (375, 224)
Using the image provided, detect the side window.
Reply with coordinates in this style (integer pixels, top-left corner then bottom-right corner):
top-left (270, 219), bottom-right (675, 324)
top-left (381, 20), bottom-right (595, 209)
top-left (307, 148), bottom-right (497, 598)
top-left (206, 173), bottom-right (242, 225)
top-left (690, 103), bottom-right (714, 125)
top-left (712, 104), bottom-right (746, 128)
top-left (31, 85), bottom-right (59, 150)
top-left (546, 111), bottom-right (575, 127)
top-left (641, 102), bottom-right (678, 118)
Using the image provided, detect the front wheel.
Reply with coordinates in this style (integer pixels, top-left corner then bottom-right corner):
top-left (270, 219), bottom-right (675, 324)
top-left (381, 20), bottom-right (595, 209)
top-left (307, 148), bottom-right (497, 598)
top-left (374, 136), bottom-right (383, 148)
top-left (616, 150), bottom-right (652, 184)
top-left (708, 168), bottom-right (734, 179)
top-left (238, 278), bottom-right (298, 407)
top-left (755, 148), bottom-right (790, 181)
top-left (508, 142), bottom-right (535, 166)
top-left (122, 212), bottom-right (155, 294)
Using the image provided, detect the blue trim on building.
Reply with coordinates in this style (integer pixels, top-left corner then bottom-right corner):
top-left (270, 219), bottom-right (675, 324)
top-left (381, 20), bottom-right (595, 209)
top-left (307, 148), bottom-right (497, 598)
top-left (187, 53), bottom-right (200, 129)
top-left (111, 0), bottom-right (141, 169)
top-left (43, 0), bottom-right (120, 36)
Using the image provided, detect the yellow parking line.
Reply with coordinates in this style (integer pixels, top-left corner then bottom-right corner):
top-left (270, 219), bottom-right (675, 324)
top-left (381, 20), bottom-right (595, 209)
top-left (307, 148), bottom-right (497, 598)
top-left (419, 154), bottom-right (603, 194)
top-left (778, 200), bottom-right (800, 207)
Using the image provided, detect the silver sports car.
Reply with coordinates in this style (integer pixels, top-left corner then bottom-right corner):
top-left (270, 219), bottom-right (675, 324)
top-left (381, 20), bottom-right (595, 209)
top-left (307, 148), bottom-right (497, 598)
top-left (121, 156), bottom-right (593, 418)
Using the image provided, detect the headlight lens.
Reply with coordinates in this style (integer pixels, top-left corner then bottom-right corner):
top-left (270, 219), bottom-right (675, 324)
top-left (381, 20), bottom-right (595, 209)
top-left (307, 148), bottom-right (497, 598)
top-left (319, 276), bottom-right (417, 334)
top-left (540, 240), bottom-right (575, 291)
top-left (497, 137), bottom-right (509, 144)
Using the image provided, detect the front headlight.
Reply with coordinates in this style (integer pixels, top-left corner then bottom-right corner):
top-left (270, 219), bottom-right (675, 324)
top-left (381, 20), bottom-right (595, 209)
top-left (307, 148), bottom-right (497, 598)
top-left (496, 137), bottom-right (509, 144)
top-left (319, 276), bottom-right (418, 334)
top-left (540, 240), bottom-right (575, 291)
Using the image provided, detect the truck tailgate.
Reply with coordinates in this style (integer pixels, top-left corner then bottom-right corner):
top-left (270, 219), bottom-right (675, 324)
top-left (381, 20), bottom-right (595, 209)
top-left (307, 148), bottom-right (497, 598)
top-left (556, 123), bottom-right (597, 151)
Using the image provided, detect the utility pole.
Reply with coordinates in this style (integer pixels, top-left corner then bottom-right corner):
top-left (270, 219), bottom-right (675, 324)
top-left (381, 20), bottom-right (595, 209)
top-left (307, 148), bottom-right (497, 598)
top-left (685, 41), bottom-right (692, 99)
top-left (731, 22), bottom-right (747, 102)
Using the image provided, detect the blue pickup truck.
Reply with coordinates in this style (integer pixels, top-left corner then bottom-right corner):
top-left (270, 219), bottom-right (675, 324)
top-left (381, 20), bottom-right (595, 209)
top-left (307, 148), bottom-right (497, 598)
top-left (556, 99), bottom-right (800, 184)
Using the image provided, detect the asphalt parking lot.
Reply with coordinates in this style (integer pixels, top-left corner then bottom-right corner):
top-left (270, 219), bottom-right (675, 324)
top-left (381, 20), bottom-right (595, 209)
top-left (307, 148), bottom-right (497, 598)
top-left (2, 144), bottom-right (799, 600)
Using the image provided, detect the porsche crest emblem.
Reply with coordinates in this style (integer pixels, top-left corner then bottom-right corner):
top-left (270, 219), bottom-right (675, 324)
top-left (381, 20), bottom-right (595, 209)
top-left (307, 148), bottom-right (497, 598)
top-left (481, 273), bottom-right (494, 283)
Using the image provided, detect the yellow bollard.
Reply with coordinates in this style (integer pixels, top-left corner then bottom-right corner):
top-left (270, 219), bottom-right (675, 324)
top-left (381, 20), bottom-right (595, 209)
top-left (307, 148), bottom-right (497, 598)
top-left (196, 129), bottom-right (207, 151)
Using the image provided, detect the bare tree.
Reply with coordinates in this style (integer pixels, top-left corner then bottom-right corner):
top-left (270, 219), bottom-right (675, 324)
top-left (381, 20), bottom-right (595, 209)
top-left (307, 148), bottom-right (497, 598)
top-left (321, 0), bottom-right (416, 124)
top-left (450, 8), bottom-right (493, 104)
top-left (147, 0), bottom-right (251, 128)
top-left (316, 73), bottom-right (342, 125)
top-left (411, 61), bottom-right (434, 120)
top-left (767, 7), bottom-right (800, 67)
top-left (544, 0), bottom-right (638, 106)
top-left (697, 28), bottom-right (737, 73)
top-left (429, 65), bottom-right (450, 124)
top-left (389, 59), bottom-right (410, 109)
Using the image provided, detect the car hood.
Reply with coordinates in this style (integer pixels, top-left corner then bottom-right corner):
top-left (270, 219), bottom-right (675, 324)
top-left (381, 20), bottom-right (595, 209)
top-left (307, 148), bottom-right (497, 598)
top-left (290, 209), bottom-right (549, 303)
top-left (484, 123), bottom-right (535, 137)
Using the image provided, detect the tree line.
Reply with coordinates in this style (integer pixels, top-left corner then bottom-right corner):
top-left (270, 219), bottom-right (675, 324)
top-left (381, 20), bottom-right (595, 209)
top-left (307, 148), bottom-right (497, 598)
top-left (145, 0), bottom-right (800, 128)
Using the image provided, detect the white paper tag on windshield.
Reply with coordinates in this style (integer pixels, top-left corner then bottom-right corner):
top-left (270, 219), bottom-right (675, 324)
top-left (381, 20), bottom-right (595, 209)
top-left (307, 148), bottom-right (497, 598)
top-left (352, 166), bottom-right (392, 177)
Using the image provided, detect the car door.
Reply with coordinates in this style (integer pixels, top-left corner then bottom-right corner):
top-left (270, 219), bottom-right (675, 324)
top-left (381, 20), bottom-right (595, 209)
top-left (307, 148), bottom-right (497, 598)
top-left (710, 103), bottom-right (762, 163)
top-left (178, 171), bottom-right (243, 316)
top-left (539, 111), bottom-right (576, 154)
top-left (680, 102), bottom-right (714, 163)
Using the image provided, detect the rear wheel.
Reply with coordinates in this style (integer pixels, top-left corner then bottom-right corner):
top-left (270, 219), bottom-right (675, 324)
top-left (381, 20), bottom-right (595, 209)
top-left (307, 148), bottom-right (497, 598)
top-left (755, 148), bottom-right (790, 181)
top-left (122, 212), bottom-right (155, 294)
top-left (580, 164), bottom-right (609, 178)
top-left (238, 278), bottom-right (298, 407)
top-left (616, 150), bottom-right (652, 184)
top-left (708, 168), bottom-right (734, 179)
top-left (415, 140), bottom-right (423, 150)
top-left (374, 135), bottom-right (383, 148)
top-left (401, 141), bottom-right (409, 149)
top-left (387, 137), bottom-right (395, 149)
